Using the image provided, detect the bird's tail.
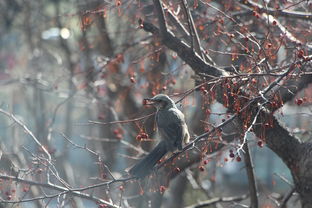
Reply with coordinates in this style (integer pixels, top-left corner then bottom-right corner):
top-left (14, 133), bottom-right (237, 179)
top-left (129, 141), bottom-right (168, 178)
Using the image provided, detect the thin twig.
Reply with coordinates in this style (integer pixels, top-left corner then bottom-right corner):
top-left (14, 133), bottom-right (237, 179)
top-left (85, 112), bottom-right (155, 126)
top-left (273, 173), bottom-right (293, 186)
top-left (180, 0), bottom-right (204, 60)
top-left (279, 187), bottom-right (295, 208)
top-left (259, 13), bottom-right (312, 50)
top-left (164, 6), bottom-right (215, 64)
top-left (186, 194), bottom-right (248, 208)
top-left (0, 109), bottom-right (52, 162)
top-left (0, 174), bottom-right (120, 208)
top-left (239, 0), bottom-right (312, 21)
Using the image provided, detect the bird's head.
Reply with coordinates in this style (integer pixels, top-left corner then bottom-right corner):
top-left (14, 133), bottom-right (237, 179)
top-left (144, 94), bottom-right (176, 110)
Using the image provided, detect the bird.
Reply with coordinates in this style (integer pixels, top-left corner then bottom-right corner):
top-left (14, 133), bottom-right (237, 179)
top-left (129, 94), bottom-right (190, 178)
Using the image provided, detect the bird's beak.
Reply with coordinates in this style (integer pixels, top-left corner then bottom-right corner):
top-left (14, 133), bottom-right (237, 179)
top-left (143, 98), bottom-right (153, 105)
top-left (143, 98), bottom-right (154, 105)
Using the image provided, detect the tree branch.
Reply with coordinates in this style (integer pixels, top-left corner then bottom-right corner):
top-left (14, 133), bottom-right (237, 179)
top-left (243, 141), bottom-right (258, 208)
top-left (0, 109), bottom-right (51, 162)
top-left (180, 0), bottom-right (204, 60)
top-left (152, 0), bottom-right (168, 38)
top-left (279, 187), bottom-right (295, 208)
top-left (186, 194), bottom-right (248, 208)
top-left (139, 20), bottom-right (226, 77)
top-left (239, 0), bottom-right (312, 21)
top-left (0, 174), bottom-right (120, 208)
top-left (164, 6), bottom-right (215, 65)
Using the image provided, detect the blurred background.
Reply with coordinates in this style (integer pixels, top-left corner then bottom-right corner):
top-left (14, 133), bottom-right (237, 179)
top-left (0, 0), bottom-right (311, 207)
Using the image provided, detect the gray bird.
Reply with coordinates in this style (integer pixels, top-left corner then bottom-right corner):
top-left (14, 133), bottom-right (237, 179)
top-left (129, 94), bottom-right (190, 178)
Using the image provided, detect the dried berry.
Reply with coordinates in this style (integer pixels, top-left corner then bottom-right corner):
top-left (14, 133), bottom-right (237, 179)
top-left (236, 156), bottom-right (242, 162)
top-left (199, 166), bottom-right (205, 171)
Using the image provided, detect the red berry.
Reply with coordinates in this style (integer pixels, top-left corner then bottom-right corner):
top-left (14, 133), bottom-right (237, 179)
top-left (162, 86), bottom-right (167, 91)
top-left (159, 186), bottom-right (166, 193)
top-left (140, 133), bottom-right (148, 139)
top-left (200, 86), bottom-right (206, 91)
top-left (257, 140), bottom-right (264, 147)
top-left (116, 133), bottom-right (123, 140)
top-left (203, 160), bottom-right (208, 165)
top-left (138, 18), bottom-right (144, 27)
top-left (303, 97), bottom-right (307, 102)
top-left (296, 98), bottom-right (303, 106)
top-left (236, 156), bottom-right (242, 162)
top-left (205, 109), bottom-right (211, 115)
top-left (272, 20), bottom-right (277, 25)
top-left (116, 54), bottom-right (124, 63)
top-left (7, 195), bottom-right (12, 200)
top-left (199, 166), bottom-right (205, 171)
top-left (130, 76), bottom-right (135, 83)
top-left (224, 157), bottom-right (228, 162)
top-left (113, 129), bottom-right (119, 135)
top-left (136, 135), bottom-right (142, 141)
top-left (198, 25), bottom-right (205, 31)
top-left (23, 187), bottom-right (29, 192)
top-left (157, 159), bottom-right (163, 164)
top-left (229, 152), bottom-right (235, 158)
top-left (298, 49), bottom-right (304, 59)
top-left (119, 185), bottom-right (124, 191)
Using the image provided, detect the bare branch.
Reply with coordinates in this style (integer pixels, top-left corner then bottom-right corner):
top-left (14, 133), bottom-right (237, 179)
top-left (185, 194), bottom-right (248, 208)
top-left (86, 112), bottom-right (155, 126)
top-left (0, 109), bottom-right (52, 162)
top-left (139, 20), bottom-right (227, 77)
top-left (164, 6), bottom-right (215, 65)
top-left (239, 0), bottom-right (312, 21)
top-left (153, 0), bottom-right (168, 37)
top-left (259, 13), bottom-right (312, 50)
top-left (180, 0), bottom-right (204, 60)
top-left (0, 174), bottom-right (120, 208)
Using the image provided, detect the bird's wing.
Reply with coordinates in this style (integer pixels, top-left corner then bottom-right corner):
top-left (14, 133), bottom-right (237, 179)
top-left (157, 108), bottom-right (184, 150)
